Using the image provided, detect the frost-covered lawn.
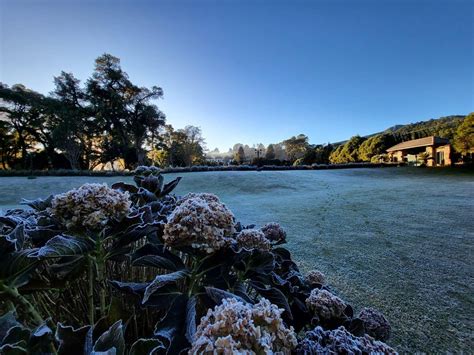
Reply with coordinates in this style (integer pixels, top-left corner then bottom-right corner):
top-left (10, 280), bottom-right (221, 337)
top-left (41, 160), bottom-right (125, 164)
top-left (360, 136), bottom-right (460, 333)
top-left (1, 168), bottom-right (473, 352)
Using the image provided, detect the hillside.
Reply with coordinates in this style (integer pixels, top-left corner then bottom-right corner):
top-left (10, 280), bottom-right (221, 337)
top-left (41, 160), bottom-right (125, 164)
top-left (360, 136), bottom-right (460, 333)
top-left (333, 115), bottom-right (465, 146)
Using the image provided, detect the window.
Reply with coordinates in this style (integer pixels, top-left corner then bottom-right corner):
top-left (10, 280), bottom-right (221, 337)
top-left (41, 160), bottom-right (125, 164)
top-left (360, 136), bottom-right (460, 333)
top-left (436, 151), bottom-right (445, 165)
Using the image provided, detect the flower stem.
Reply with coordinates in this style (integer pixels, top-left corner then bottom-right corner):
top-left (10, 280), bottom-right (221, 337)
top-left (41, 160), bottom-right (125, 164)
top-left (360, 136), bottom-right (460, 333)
top-left (0, 282), bottom-right (43, 325)
top-left (87, 256), bottom-right (95, 325)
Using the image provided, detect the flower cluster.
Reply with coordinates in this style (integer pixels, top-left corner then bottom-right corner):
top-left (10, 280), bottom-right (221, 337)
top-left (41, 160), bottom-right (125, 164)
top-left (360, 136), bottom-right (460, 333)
top-left (260, 222), bottom-right (287, 244)
top-left (296, 326), bottom-right (396, 354)
top-left (305, 289), bottom-right (347, 321)
top-left (163, 193), bottom-right (235, 253)
top-left (49, 183), bottom-right (131, 231)
top-left (305, 270), bottom-right (326, 285)
top-left (358, 307), bottom-right (391, 341)
top-left (236, 229), bottom-right (271, 251)
top-left (190, 298), bottom-right (297, 354)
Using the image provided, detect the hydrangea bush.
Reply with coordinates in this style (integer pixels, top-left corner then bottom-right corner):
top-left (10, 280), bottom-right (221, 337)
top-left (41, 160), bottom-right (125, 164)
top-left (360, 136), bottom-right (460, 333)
top-left (0, 166), bottom-right (396, 354)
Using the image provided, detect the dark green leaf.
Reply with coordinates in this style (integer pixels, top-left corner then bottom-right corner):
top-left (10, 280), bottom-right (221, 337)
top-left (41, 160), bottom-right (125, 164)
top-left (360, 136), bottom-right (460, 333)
top-left (111, 182), bottom-right (138, 194)
top-left (142, 270), bottom-right (189, 304)
top-left (185, 296), bottom-right (197, 343)
top-left (111, 222), bottom-right (161, 249)
top-left (159, 177), bottom-right (181, 197)
top-left (31, 235), bottom-right (94, 258)
top-left (109, 281), bottom-right (147, 296)
top-left (47, 256), bottom-right (87, 280)
top-left (6, 224), bottom-right (25, 251)
top-left (205, 287), bottom-right (247, 305)
top-left (129, 338), bottom-right (166, 355)
top-left (0, 311), bottom-right (21, 340)
top-left (0, 342), bottom-right (28, 355)
top-left (154, 295), bottom-right (187, 349)
top-left (250, 282), bottom-right (293, 321)
top-left (93, 320), bottom-right (125, 355)
top-left (55, 323), bottom-right (92, 355)
top-left (20, 195), bottom-right (54, 211)
top-left (1, 326), bottom-right (30, 347)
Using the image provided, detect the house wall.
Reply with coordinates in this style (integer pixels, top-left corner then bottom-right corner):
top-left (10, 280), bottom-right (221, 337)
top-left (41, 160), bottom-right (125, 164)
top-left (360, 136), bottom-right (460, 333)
top-left (427, 145), bottom-right (451, 166)
top-left (388, 144), bottom-right (452, 166)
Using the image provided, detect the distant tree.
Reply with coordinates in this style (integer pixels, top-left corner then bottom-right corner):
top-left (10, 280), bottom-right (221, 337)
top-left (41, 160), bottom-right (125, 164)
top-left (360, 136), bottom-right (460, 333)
top-left (51, 72), bottom-right (92, 169)
top-left (329, 136), bottom-right (366, 163)
top-left (283, 134), bottom-right (309, 162)
top-left (179, 125), bottom-right (206, 166)
top-left (86, 53), bottom-right (166, 168)
top-left (265, 144), bottom-right (276, 160)
top-left (148, 148), bottom-right (169, 167)
top-left (235, 146), bottom-right (246, 164)
top-left (358, 134), bottom-right (395, 162)
top-left (453, 113), bottom-right (474, 155)
top-left (0, 120), bottom-right (17, 169)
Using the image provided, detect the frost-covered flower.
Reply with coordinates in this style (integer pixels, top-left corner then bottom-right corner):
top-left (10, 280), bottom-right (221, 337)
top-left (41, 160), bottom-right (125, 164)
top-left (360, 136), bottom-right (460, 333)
top-left (305, 270), bottom-right (326, 285)
top-left (190, 298), bottom-right (297, 354)
top-left (50, 183), bottom-right (131, 231)
top-left (260, 222), bottom-right (287, 244)
top-left (163, 193), bottom-right (235, 253)
top-left (236, 229), bottom-right (271, 251)
top-left (305, 289), bottom-right (347, 321)
top-left (295, 326), bottom-right (396, 354)
top-left (358, 307), bottom-right (391, 341)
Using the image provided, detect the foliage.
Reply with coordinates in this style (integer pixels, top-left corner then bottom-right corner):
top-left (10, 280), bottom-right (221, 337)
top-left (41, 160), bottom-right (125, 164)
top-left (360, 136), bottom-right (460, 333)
top-left (358, 134), bottom-right (395, 162)
top-left (283, 134), bottom-right (310, 162)
top-left (234, 146), bottom-right (246, 164)
top-left (0, 169), bottom-right (396, 353)
top-left (453, 112), bottom-right (474, 156)
top-left (265, 144), bottom-right (276, 160)
top-left (329, 136), bottom-right (366, 163)
top-left (0, 55), bottom-right (206, 171)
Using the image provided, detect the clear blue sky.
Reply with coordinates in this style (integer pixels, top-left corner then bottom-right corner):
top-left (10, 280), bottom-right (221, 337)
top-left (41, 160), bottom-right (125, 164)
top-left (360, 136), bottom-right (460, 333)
top-left (1, 0), bottom-right (472, 151)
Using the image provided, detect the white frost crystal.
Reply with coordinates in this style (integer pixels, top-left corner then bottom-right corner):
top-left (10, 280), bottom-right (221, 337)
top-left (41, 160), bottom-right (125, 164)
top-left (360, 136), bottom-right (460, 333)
top-left (50, 183), bottom-right (131, 231)
top-left (236, 229), bottom-right (271, 251)
top-left (163, 193), bottom-right (235, 253)
top-left (190, 298), bottom-right (297, 354)
top-left (305, 289), bottom-right (347, 321)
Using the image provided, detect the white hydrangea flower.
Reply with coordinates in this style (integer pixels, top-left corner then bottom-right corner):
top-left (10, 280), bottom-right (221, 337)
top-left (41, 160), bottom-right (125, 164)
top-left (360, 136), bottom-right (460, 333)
top-left (358, 307), bottom-right (391, 341)
top-left (260, 222), bottom-right (287, 244)
top-left (236, 229), bottom-right (271, 251)
top-left (305, 289), bottom-right (347, 321)
top-left (296, 326), bottom-right (396, 354)
top-left (50, 183), bottom-right (131, 231)
top-left (305, 270), bottom-right (326, 285)
top-left (190, 298), bottom-right (297, 354)
top-left (163, 193), bottom-right (235, 253)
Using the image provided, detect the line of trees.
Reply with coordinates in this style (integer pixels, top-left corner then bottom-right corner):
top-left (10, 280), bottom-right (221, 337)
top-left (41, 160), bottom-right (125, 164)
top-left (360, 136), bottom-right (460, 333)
top-left (0, 54), bottom-right (206, 170)
top-left (208, 114), bottom-right (472, 166)
top-left (329, 114), bottom-right (473, 164)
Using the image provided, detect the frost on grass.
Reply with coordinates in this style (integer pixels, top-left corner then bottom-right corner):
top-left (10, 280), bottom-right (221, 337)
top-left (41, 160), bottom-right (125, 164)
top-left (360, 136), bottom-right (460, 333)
top-left (260, 222), bottom-right (287, 244)
top-left (358, 307), bottom-right (391, 341)
top-left (305, 270), bottom-right (326, 285)
top-left (296, 326), bottom-right (397, 354)
top-left (49, 183), bottom-right (131, 231)
top-left (236, 229), bottom-right (272, 251)
top-left (163, 193), bottom-right (235, 253)
top-left (305, 289), bottom-right (347, 321)
top-left (190, 297), bottom-right (297, 354)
